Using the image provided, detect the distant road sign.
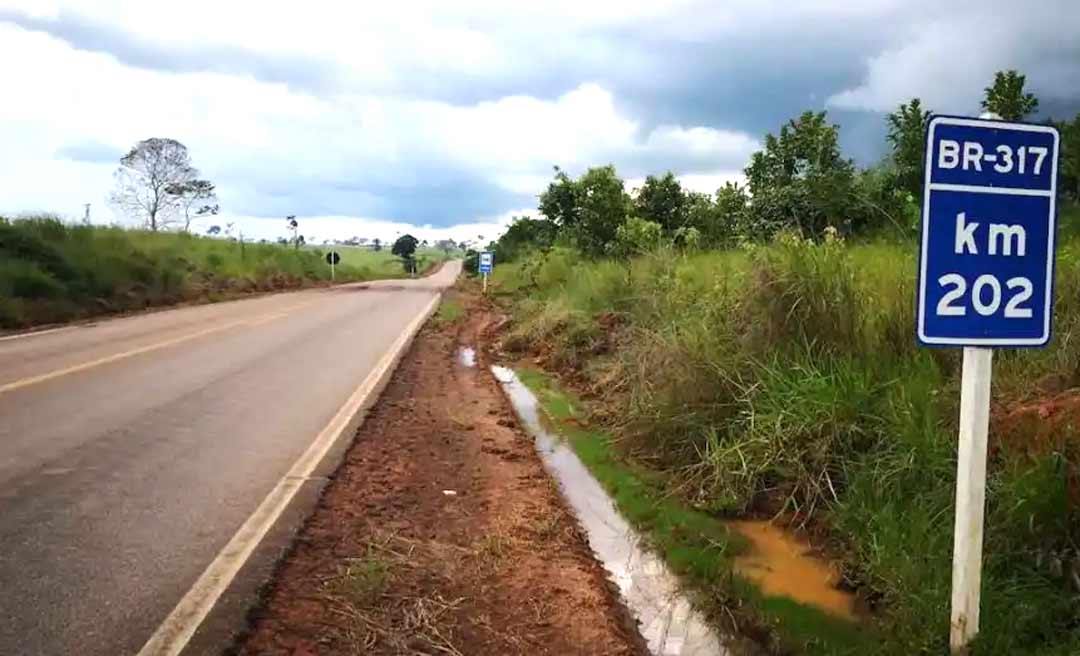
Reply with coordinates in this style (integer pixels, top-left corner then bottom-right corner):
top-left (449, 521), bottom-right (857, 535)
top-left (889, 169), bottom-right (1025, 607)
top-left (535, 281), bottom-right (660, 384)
top-left (479, 252), bottom-right (493, 274)
top-left (326, 251), bottom-right (341, 265)
top-left (917, 116), bottom-right (1060, 347)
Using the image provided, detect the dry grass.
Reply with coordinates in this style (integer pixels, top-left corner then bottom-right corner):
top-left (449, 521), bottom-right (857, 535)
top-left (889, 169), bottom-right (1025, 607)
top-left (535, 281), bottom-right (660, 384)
top-left (322, 531), bottom-right (468, 656)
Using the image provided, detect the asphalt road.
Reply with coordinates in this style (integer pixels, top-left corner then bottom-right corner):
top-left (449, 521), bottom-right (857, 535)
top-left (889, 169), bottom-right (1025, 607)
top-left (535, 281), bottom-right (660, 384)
top-left (0, 261), bottom-right (460, 656)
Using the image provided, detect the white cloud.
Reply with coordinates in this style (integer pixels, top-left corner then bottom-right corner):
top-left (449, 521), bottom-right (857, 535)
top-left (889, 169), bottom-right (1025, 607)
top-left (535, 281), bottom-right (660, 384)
top-left (625, 171), bottom-right (745, 197)
top-left (678, 171), bottom-right (746, 194)
top-left (826, 20), bottom-right (1009, 113)
top-left (827, 3), bottom-right (1080, 113)
top-left (1, 0), bottom-right (1076, 236)
top-left (0, 20), bottom-right (759, 229)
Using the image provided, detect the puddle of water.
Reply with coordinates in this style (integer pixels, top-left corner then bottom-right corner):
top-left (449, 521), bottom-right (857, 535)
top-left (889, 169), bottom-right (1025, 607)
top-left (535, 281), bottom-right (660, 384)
top-left (729, 520), bottom-right (855, 621)
top-left (458, 346), bottom-right (476, 368)
top-left (492, 365), bottom-right (728, 656)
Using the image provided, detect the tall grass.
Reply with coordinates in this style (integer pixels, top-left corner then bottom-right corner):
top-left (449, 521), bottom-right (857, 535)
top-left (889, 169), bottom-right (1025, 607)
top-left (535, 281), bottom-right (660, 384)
top-left (0, 216), bottom-right (400, 328)
top-left (495, 204), bottom-right (1080, 653)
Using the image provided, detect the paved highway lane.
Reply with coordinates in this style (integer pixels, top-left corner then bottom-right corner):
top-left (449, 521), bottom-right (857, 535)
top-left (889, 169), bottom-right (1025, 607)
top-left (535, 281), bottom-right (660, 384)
top-left (0, 262), bottom-right (460, 656)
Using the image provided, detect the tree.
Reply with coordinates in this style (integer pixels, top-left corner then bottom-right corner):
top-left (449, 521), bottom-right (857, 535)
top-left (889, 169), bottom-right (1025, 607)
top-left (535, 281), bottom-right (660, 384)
top-left (491, 216), bottom-right (558, 263)
top-left (372, 237), bottom-right (382, 252)
top-left (538, 165), bottom-right (580, 229)
top-left (435, 239), bottom-right (457, 255)
top-left (286, 216), bottom-right (299, 249)
top-left (853, 164), bottom-right (918, 236)
top-left (612, 217), bottom-right (663, 258)
top-left (684, 182), bottom-right (748, 247)
top-left (577, 166), bottom-right (630, 256)
top-left (886, 98), bottom-right (932, 198)
top-left (463, 249), bottom-right (480, 276)
top-left (683, 191), bottom-right (721, 246)
top-left (982, 70), bottom-right (1039, 120)
top-left (538, 165), bottom-right (629, 257)
top-left (1054, 113), bottom-right (1080, 203)
top-left (166, 179), bottom-right (219, 232)
top-left (207, 225), bottom-right (221, 236)
top-left (744, 111), bottom-right (857, 239)
top-left (392, 234), bottom-right (420, 274)
top-left (392, 234), bottom-right (419, 259)
top-left (634, 172), bottom-right (687, 232)
top-left (110, 138), bottom-right (206, 231)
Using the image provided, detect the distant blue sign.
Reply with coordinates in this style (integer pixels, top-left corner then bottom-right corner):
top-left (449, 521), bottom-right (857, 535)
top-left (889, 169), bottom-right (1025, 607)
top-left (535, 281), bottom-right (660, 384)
top-left (917, 116), bottom-right (1060, 347)
top-left (479, 251), bottom-right (494, 274)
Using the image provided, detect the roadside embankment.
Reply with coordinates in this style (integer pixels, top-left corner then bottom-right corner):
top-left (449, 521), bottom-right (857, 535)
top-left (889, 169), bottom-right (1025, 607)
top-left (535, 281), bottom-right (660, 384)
top-left (0, 216), bottom-right (447, 329)
top-left (487, 214), bottom-right (1080, 654)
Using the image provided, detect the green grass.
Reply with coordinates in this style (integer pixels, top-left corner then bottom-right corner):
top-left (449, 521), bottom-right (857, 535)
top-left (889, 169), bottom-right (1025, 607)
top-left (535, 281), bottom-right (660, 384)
top-left (335, 553), bottom-right (391, 607)
top-left (310, 245), bottom-right (452, 278)
top-left (431, 297), bottom-right (465, 326)
top-left (0, 216), bottom-right (446, 329)
top-left (516, 366), bottom-right (878, 655)
top-left (495, 203), bottom-right (1080, 654)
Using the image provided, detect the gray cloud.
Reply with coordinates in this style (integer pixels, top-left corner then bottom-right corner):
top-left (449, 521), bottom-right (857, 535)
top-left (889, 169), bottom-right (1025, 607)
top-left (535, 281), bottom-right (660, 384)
top-left (4, 1), bottom-right (1080, 227)
top-left (226, 170), bottom-right (533, 226)
top-left (0, 9), bottom-right (343, 93)
top-left (55, 140), bottom-right (122, 164)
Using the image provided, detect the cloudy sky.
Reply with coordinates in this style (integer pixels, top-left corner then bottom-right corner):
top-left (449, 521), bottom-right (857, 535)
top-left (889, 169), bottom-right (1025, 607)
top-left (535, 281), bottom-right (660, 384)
top-left (1, 1), bottom-right (1078, 243)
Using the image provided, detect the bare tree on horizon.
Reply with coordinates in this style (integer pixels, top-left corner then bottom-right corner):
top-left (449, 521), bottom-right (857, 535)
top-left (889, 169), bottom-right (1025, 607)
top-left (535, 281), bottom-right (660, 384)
top-left (109, 138), bottom-right (215, 232)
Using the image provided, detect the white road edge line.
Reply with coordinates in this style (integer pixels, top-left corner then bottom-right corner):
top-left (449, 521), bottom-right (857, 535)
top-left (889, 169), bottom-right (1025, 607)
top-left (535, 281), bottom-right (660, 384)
top-left (0, 326), bottom-right (75, 343)
top-left (136, 292), bottom-right (444, 656)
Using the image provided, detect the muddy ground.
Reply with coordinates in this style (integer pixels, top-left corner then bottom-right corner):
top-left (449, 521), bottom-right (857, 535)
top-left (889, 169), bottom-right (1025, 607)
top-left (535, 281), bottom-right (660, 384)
top-left (235, 289), bottom-right (647, 655)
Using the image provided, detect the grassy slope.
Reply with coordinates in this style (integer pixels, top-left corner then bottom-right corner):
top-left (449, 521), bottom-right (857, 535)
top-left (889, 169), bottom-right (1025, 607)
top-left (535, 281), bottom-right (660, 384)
top-left (0, 217), bottom-right (450, 329)
top-left (493, 203), bottom-right (1080, 655)
top-left (307, 245), bottom-right (451, 278)
top-left (515, 366), bottom-right (876, 655)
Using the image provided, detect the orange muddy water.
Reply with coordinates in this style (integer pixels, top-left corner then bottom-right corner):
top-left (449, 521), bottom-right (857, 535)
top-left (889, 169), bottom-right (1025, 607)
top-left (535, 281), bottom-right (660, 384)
top-left (730, 520), bottom-right (856, 620)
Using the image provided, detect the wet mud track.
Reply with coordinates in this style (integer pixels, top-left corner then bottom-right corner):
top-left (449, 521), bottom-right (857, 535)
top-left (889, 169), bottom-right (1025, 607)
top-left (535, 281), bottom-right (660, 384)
top-left (236, 290), bottom-right (647, 655)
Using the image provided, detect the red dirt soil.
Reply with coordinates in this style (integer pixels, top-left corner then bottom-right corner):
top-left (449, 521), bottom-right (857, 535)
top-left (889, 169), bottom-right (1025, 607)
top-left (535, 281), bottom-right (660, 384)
top-left (235, 289), bottom-right (647, 655)
top-left (995, 392), bottom-right (1080, 505)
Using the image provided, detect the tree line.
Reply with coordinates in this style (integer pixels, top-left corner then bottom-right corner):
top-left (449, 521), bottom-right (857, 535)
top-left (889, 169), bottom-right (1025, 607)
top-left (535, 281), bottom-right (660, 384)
top-left (487, 69), bottom-right (1080, 263)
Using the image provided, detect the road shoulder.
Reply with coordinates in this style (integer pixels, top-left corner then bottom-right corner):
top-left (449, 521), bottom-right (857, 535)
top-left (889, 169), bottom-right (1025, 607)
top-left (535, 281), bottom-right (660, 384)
top-left (235, 288), bottom-right (647, 655)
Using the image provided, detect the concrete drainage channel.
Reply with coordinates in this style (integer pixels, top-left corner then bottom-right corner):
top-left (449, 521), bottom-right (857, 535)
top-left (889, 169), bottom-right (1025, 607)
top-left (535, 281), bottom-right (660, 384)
top-left (491, 364), bottom-right (728, 656)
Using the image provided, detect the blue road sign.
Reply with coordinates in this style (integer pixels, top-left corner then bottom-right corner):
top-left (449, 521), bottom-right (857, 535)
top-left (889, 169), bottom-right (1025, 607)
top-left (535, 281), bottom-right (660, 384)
top-left (917, 116), bottom-right (1060, 347)
top-left (479, 251), bottom-right (494, 274)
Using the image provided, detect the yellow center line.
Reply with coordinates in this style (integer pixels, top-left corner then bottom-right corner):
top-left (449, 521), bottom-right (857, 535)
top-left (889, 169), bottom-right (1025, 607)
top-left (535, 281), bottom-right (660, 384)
top-left (0, 296), bottom-right (331, 396)
top-left (245, 312), bottom-right (289, 327)
top-left (0, 320), bottom-right (248, 396)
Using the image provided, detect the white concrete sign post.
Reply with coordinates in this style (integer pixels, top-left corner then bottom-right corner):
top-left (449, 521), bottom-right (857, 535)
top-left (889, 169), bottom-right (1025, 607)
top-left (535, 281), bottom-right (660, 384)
top-left (916, 115), bottom-right (1060, 653)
